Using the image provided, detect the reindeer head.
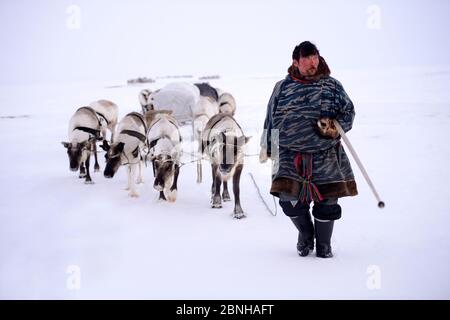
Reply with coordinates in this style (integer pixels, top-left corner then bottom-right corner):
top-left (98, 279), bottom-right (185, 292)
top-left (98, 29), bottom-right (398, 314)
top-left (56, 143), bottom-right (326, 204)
top-left (218, 93), bottom-right (236, 115)
top-left (138, 89), bottom-right (154, 114)
top-left (101, 140), bottom-right (125, 178)
top-left (61, 138), bottom-right (93, 171)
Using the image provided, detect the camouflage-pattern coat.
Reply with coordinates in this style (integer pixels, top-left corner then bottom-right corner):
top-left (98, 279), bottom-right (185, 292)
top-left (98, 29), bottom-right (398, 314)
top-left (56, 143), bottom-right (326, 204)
top-left (260, 57), bottom-right (358, 200)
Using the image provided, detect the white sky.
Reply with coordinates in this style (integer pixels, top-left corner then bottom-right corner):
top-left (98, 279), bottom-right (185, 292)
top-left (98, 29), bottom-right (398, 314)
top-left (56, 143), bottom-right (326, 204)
top-left (1, 0), bottom-right (449, 84)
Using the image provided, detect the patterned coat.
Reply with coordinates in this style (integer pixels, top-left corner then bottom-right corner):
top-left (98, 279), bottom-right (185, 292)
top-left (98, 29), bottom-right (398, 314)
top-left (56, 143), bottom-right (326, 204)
top-left (260, 58), bottom-right (358, 201)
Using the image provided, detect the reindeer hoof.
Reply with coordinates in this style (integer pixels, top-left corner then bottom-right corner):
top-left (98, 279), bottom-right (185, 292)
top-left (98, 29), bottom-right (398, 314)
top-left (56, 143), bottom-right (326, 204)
top-left (128, 191), bottom-right (139, 198)
top-left (166, 189), bottom-right (177, 202)
top-left (211, 202), bottom-right (222, 208)
top-left (84, 179), bottom-right (94, 185)
top-left (222, 193), bottom-right (231, 201)
top-left (233, 206), bottom-right (245, 219)
top-left (211, 195), bottom-right (222, 208)
top-left (79, 174), bottom-right (86, 178)
top-left (159, 191), bottom-right (167, 201)
top-left (94, 165), bottom-right (100, 172)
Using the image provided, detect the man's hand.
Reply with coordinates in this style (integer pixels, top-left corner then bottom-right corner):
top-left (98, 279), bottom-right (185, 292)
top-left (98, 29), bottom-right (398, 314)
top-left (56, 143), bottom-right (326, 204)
top-left (259, 147), bottom-right (270, 163)
top-left (317, 118), bottom-right (339, 139)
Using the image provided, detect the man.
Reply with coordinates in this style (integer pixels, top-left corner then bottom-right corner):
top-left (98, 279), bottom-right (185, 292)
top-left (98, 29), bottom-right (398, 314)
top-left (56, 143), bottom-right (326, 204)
top-left (260, 41), bottom-right (358, 258)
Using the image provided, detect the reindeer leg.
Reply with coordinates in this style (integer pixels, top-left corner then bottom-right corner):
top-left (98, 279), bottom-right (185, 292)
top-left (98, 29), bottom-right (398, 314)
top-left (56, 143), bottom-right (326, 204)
top-left (110, 124), bottom-right (116, 142)
top-left (211, 164), bottom-right (222, 208)
top-left (79, 162), bottom-right (86, 178)
top-left (222, 181), bottom-right (231, 201)
top-left (93, 141), bottom-right (100, 172)
top-left (197, 136), bottom-right (202, 184)
top-left (197, 160), bottom-right (202, 184)
top-left (128, 164), bottom-right (139, 198)
top-left (232, 164), bottom-right (245, 219)
top-left (84, 152), bottom-right (94, 184)
top-left (124, 166), bottom-right (131, 190)
top-left (166, 164), bottom-right (179, 202)
top-left (210, 164), bottom-right (216, 196)
top-left (136, 159), bottom-right (144, 184)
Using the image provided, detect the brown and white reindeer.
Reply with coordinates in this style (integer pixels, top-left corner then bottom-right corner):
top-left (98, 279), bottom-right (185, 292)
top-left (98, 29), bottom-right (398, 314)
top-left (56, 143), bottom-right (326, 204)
top-left (145, 110), bottom-right (182, 202)
top-left (201, 113), bottom-right (251, 219)
top-left (61, 106), bottom-right (103, 184)
top-left (192, 83), bottom-right (220, 139)
top-left (192, 83), bottom-right (220, 183)
top-left (89, 99), bottom-right (119, 142)
top-left (101, 112), bottom-right (147, 197)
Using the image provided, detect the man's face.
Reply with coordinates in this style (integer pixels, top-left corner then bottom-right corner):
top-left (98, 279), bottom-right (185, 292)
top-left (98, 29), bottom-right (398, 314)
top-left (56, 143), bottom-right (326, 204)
top-left (294, 54), bottom-right (319, 76)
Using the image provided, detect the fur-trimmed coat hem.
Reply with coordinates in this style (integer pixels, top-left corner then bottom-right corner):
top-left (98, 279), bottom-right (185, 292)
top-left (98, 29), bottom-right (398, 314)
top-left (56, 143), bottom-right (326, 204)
top-left (270, 177), bottom-right (358, 200)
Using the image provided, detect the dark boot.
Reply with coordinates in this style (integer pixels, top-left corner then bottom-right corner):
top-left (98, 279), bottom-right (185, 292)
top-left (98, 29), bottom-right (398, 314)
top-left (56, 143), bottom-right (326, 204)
top-left (290, 215), bottom-right (315, 257)
top-left (279, 200), bottom-right (314, 257)
top-left (314, 219), bottom-right (334, 258)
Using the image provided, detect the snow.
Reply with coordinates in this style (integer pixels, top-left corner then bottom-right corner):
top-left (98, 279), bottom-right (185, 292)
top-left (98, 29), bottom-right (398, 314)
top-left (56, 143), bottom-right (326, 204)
top-left (1, 66), bottom-right (450, 299)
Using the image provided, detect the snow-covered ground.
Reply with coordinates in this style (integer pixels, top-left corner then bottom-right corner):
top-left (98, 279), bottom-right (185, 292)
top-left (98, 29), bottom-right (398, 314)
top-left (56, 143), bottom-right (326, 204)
top-left (1, 66), bottom-right (450, 299)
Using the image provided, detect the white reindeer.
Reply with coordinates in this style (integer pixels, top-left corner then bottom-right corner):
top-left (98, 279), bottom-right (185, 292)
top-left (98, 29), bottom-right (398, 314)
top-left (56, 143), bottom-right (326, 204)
top-left (101, 112), bottom-right (147, 197)
top-left (61, 106), bottom-right (103, 184)
top-left (145, 110), bottom-right (182, 202)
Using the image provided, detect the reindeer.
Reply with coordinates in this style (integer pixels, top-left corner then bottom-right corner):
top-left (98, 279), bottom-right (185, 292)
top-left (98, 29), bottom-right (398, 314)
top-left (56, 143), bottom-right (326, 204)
top-left (101, 112), bottom-right (147, 197)
top-left (61, 106), bottom-right (104, 184)
top-left (201, 113), bottom-right (251, 219)
top-left (192, 83), bottom-right (220, 183)
top-left (192, 83), bottom-right (219, 138)
top-left (145, 110), bottom-right (182, 202)
top-left (89, 99), bottom-right (119, 142)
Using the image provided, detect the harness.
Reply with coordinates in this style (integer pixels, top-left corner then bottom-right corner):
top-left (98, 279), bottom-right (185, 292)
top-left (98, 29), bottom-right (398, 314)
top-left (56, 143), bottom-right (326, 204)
top-left (120, 129), bottom-right (146, 143)
top-left (148, 133), bottom-right (182, 177)
top-left (146, 116), bottom-right (181, 177)
top-left (77, 106), bottom-right (103, 127)
top-left (208, 128), bottom-right (239, 152)
top-left (147, 115), bottom-right (183, 144)
top-left (203, 115), bottom-right (244, 153)
top-left (149, 134), bottom-right (181, 159)
top-left (72, 106), bottom-right (105, 140)
top-left (95, 111), bottom-right (109, 125)
top-left (114, 132), bottom-right (146, 166)
top-left (127, 112), bottom-right (148, 133)
top-left (72, 126), bottom-right (101, 139)
top-left (114, 113), bottom-right (148, 165)
top-left (107, 148), bottom-right (141, 166)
